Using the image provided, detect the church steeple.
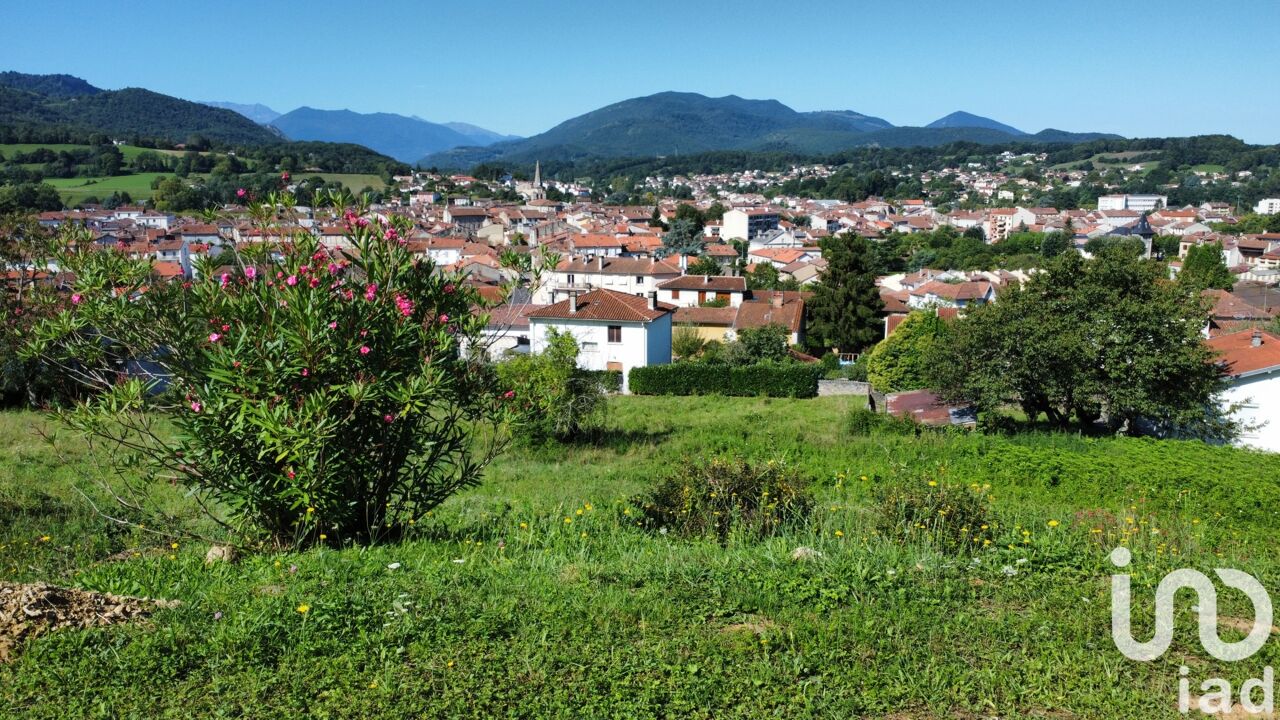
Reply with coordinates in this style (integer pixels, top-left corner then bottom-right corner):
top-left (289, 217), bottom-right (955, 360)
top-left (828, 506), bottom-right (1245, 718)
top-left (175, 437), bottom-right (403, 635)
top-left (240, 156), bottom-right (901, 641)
top-left (533, 160), bottom-right (542, 188)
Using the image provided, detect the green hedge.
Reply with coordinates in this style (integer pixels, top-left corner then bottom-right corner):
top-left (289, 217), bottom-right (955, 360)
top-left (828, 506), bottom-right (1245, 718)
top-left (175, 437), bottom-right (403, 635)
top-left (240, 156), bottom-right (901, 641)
top-left (628, 363), bottom-right (821, 398)
top-left (584, 369), bottom-right (623, 393)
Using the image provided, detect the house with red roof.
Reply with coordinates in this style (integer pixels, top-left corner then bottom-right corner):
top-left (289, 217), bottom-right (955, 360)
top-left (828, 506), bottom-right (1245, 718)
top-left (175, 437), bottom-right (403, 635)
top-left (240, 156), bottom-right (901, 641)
top-left (527, 288), bottom-right (674, 392)
top-left (1208, 329), bottom-right (1280, 452)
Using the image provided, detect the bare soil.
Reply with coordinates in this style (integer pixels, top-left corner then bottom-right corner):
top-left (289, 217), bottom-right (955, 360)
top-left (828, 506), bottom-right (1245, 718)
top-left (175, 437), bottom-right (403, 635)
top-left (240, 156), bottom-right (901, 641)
top-left (0, 581), bottom-right (178, 663)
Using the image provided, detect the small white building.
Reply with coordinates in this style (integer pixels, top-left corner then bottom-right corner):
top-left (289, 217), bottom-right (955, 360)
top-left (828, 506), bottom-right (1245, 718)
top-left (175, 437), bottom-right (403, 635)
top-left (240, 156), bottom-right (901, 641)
top-left (527, 288), bottom-right (673, 392)
top-left (1097, 194), bottom-right (1168, 212)
top-left (1208, 329), bottom-right (1280, 453)
top-left (657, 275), bottom-right (747, 308)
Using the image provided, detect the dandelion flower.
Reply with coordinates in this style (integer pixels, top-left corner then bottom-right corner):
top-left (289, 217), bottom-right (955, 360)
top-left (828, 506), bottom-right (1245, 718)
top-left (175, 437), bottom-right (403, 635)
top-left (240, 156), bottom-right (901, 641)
top-left (1047, 520), bottom-right (1060, 528)
top-left (297, 604), bottom-right (310, 614)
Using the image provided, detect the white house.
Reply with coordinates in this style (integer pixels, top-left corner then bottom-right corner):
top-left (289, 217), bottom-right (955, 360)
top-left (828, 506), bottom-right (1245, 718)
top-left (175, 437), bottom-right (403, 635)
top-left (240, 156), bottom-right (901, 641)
top-left (1208, 329), bottom-right (1280, 452)
top-left (1098, 194), bottom-right (1168, 212)
top-left (545, 256), bottom-right (681, 304)
top-left (657, 275), bottom-right (747, 308)
top-left (526, 288), bottom-right (673, 392)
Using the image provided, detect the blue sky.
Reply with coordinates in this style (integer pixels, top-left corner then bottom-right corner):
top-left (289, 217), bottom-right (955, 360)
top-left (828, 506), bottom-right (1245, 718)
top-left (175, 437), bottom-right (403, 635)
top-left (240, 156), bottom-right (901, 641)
top-left (3, 0), bottom-right (1278, 142)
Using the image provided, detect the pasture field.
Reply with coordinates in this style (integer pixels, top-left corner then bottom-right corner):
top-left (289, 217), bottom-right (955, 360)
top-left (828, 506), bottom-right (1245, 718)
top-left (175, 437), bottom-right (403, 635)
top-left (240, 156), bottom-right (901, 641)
top-left (2, 396), bottom-right (1279, 718)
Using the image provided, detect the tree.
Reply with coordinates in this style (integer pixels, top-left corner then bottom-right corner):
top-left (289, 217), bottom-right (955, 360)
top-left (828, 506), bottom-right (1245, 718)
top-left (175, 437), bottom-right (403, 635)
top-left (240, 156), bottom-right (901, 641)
top-left (672, 324), bottom-right (706, 360)
top-left (26, 196), bottom-right (516, 545)
top-left (930, 247), bottom-right (1232, 438)
top-left (686, 256), bottom-right (723, 277)
top-left (1039, 231), bottom-right (1070, 259)
top-left (865, 312), bottom-right (952, 392)
top-left (1178, 241), bottom-right (1234, 291)
top-left (495, 328), bottom-right (606, 443)
top-left (728, 325), bottom-right (789, 364)
top-left (656, 218), bottom-right (703, 258)
top-left (807, 234), bottom-right (884, 352)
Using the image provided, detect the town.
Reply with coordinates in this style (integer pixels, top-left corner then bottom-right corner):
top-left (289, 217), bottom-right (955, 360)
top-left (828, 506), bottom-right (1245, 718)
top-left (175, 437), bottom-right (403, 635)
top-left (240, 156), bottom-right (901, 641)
top-left (4, 2), bottom-right (1280, 717)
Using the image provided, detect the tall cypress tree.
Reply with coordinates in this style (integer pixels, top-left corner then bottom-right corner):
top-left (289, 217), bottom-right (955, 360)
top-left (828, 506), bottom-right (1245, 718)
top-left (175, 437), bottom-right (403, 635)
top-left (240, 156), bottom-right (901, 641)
top-left (808, 233), bottom-right (884, 353)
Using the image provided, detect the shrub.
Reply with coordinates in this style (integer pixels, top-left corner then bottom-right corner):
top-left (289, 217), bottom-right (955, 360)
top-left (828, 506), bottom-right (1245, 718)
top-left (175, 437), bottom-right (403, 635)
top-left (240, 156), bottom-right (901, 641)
top-left (629, 363), bottom-right (820, 398)
top-left (630, 454), bottom-right (812, 540)
top-left (496, 329), bottom-right (608, 443)
top-left (25, 195), bottom-right (515, 546)
top-left (846, 406), bottom-right (919, 436)
top-left (976, 411), bottom-right (1018, 436)
top-left (585, 369), bottom-right (622, 394)
top-left (874, 478), bottom-right (995, 552)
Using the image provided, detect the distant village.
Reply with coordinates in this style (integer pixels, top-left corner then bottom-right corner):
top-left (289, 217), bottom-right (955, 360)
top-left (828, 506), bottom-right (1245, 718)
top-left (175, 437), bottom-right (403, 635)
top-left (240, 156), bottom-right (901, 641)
top-left (29, 159), bottom-right (1280, 451)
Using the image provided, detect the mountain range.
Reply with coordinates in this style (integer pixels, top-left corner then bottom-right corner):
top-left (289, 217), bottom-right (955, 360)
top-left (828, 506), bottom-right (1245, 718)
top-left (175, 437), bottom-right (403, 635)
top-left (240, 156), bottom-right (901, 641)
top-left (1, 71), bottom-right (1124, 170)
top-left (421, 92), bottom-right (1120, 168)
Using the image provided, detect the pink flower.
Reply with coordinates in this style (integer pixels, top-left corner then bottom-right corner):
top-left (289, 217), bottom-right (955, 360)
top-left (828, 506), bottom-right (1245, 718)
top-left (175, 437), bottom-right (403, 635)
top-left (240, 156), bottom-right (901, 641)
top-left (209, 333), bottom-right (221, 343)
top-left (244, 266), bottom-right (257, 279)
top-left (190, 401), bottom-right (202, 413)
top-left (359, 346), bottom-right (371, 355)
top-left (364, 283), bottom-right (378, 301)
top-left (438, 314), bottom-right (449, 323)
top-left (503, 390), bottom-right (515, 399)
top-left (301, 368), bottom-right (309, 377)
top-left (286, 275), bottom-right (298, 286)
top-left (221, 324), bottom-right (230, 331)
top-left (71, 293), bottom-right (82, 305)
top-left (308, 277), bottom-right (320, 288)
top-left (395, 294), bottom-right (414, 317)
top-left (383, 228), bottom-right (398, 242)
top-left (286, 469), bottom-right (296, 480)
top-left (328, 321), bottom-right (337, 329)
top-left (444, 283), bottom-right (455, 294)
top-left (219, 273), bottom-right (230, 288)
top-left (383, 414), bottom-right (394, 423)
top-left (281, 171), bottom-right (290, 182)
top-left (236, 188), bottom-right (246, 198)
top-left (327, 262), bottom-right (339, 275)
top-left (356, 217), bottom-right (369, 228)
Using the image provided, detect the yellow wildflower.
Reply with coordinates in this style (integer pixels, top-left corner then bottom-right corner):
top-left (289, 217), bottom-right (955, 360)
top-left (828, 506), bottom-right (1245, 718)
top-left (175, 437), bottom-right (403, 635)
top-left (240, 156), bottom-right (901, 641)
top-left (296, 604), bottom-right (310, 614)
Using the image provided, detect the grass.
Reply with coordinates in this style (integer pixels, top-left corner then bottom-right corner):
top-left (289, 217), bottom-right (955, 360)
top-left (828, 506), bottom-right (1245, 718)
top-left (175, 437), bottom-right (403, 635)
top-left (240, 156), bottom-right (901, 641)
top-left (42, 173), bottom-right (195, 204)
top-left (0, 144), bottom-right (206, 161)
top-left (294, 173), bottom-right (388, 192)
top-left (2, 396), bottom-right (1280, 718)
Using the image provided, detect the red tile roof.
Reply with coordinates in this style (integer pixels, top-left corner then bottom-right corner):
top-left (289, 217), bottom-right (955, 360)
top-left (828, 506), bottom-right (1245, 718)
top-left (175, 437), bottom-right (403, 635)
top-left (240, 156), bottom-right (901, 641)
top-left (1207, 329), bottom-right (1280, 377)
top-left (658, 275), bottom-right (747, 292)
top-left (527, 288), bottom-right (673, 323)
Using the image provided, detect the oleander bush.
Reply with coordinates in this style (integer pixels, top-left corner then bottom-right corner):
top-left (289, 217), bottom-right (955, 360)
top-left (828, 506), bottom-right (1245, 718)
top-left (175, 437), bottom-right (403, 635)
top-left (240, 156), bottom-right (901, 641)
top-left (23, 192), bottom-right (516, 545)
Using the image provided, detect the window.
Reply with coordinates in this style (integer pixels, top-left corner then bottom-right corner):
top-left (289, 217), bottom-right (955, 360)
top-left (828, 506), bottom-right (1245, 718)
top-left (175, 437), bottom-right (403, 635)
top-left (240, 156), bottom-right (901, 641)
top-left (566, 274), bottom-right (575, 285)
top-left (607, 325), bottom-right (622, 343)
top-left (635, 276), bottom-right (644, 284)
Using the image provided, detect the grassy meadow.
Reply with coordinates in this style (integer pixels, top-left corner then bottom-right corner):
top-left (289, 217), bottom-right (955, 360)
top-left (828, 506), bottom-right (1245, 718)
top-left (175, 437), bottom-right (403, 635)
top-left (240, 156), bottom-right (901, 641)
top-left (2, 396), bottom-right (1280, 718)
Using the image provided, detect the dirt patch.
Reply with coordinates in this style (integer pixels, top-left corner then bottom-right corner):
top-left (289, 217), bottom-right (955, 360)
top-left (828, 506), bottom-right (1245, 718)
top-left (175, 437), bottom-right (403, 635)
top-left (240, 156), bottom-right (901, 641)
top-left (0, 581), bottom-right (178, 663)
top-left (719, 614), bottom-right (777, 636)
top-left (1218, 615), bottom-right (1280, 635)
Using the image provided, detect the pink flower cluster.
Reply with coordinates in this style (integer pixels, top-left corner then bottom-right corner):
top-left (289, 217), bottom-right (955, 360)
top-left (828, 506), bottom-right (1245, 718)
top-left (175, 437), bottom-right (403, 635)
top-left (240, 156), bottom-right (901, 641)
top-left (395, 294), bottom-right (414, 318)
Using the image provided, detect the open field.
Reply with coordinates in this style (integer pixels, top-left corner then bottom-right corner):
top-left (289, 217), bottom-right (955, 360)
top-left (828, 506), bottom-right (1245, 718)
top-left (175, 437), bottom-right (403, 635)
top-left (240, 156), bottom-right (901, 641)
top-left (0, 144), bottom-right (209, 161)
top-left (2, 396), bottom-right (1280, 718)
top-left (295, 172), bottom-right (388, 191)
top-left (42, 172), bottom-right (184, 204)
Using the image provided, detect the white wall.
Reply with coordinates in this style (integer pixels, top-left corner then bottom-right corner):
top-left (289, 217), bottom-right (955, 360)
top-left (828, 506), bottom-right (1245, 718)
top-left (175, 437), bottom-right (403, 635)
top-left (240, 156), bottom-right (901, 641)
top-left (529, 317), bottom-right (671, 392)
top-left (1222, 371), bottom-right (1280, 452)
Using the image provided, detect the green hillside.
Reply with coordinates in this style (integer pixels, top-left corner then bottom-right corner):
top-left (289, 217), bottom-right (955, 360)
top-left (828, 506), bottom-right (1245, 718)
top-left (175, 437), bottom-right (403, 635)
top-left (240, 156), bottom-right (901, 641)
top-left (0, 73), bottom-right (281, 147)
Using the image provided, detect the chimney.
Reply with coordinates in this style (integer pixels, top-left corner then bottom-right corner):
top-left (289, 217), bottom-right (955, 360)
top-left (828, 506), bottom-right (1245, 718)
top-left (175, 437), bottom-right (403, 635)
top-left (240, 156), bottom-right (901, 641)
top-left (1254, 329), bottom-right (1263, 348)
top-left (704, 274), bottom-right (710, 284)
top-left (771, 293), bottom-right (783, 309)
top-left (647, 291), bottom-right (657, 311)
top-left (596, 256), bottom-right (603, 271)
top-left (568, 291), bottom-right (578, 315)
